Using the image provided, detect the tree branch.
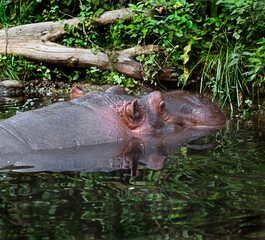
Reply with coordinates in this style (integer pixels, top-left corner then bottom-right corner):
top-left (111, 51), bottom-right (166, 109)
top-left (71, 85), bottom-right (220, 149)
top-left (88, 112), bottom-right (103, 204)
top-left (0, 7), bottom-right (177, 81)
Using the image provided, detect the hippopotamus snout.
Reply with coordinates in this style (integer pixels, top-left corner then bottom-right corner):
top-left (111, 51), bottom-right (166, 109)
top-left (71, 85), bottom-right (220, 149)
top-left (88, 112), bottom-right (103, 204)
top-left (163, 92), bottom-right (226, 127)
top-left (186, 94), bottom-right (226, 126)
top-left (190, 107), bottom-right (226, 126)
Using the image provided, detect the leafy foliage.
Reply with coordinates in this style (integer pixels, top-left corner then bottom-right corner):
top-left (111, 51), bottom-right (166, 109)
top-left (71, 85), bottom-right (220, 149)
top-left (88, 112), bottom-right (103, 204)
top-left (0, 0), bottom-right (264, 108)
top-left (0, 54), bottom-right (36, 82)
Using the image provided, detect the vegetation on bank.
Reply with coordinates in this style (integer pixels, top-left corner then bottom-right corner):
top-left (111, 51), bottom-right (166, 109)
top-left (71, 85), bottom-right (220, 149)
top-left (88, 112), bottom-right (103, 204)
top-left (0, 0), bottom-right (264, 109)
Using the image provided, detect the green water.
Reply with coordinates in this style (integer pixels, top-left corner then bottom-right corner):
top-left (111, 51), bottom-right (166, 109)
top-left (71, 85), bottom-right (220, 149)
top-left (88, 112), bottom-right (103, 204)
top-left (0, 95), bottom-right (265, 240)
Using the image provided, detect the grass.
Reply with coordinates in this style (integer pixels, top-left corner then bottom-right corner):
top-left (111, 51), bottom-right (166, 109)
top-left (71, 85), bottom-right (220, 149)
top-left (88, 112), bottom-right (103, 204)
top-left (197, 43), bottom-right (250, 113)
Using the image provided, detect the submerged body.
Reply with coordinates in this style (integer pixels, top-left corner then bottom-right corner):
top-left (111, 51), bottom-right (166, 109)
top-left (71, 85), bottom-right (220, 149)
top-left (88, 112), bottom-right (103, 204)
top-left (0, 125), bottom-right (218, 173)
top-left (0, 86), bottom-right (225, 156)
top-left (0, 91), bottom-right (175, 154)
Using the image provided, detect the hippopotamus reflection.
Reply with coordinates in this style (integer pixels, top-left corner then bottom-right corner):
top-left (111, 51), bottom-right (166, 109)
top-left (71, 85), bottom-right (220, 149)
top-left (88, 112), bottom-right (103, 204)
top-left (0, 126), bottom-right (219, 176)
top-left (71, 85), bottom-right (226, 127)
top-left (0, 90), bottom-right (180, 154)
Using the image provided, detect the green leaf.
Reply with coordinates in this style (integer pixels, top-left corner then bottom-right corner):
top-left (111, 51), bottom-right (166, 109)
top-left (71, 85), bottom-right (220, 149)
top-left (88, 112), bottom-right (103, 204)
top-left (248, 58), bottom-right (261, 63)
top-left (80, 5), bottom-right (86, 11)
top-left (91, 0), bottom-right (99, 6)
top-left (242, 51), bottom-right (252, 56)
top-left (233, 32), bottom-right (240, 40)
top-left (142, 28), bottom-right (148, 38)
top-left (175, 30), bottom-right (183, 37)
top-left (182, 43), bottom-right (192, 64)
top-left (159, 28), bottom-right (165, 35)
top-left (186, 20), bottom-right (193, 28)
top-left (180, 16), bottom-right (187, 23)
top-left (136, 54), bottom-right (145, 62)
top-left (168, 31), bottom-right (174, 42)
top-left (153, 28), bottom-right (159, 33)
top-left (167, 24), bottom-right (177, 30)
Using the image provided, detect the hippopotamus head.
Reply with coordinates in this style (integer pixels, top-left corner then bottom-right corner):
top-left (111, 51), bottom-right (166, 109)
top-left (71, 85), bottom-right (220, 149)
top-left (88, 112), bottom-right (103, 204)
top-left (70, 86), bottom-right (225, 128)
top-left (70, 88), bottom-right (176, 136)
top-left (163, 91), bottom-right (226, 127)
top-left (103, 87), bottom-right (226, 127)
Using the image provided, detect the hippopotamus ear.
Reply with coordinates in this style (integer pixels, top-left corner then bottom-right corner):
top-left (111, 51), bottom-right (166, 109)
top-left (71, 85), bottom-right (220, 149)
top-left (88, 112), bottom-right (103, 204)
top-left (126, 99), bottom-right (142, 122)
top-left (70, 86), bottom-right (86, 99)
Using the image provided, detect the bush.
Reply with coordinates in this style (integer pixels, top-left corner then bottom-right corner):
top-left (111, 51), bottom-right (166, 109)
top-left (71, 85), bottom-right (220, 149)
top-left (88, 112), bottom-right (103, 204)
top-left (0, 0), bottom-right (264, 109)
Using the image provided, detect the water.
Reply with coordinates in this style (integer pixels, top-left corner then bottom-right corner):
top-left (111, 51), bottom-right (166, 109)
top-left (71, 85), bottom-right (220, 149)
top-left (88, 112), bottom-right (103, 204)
top-left (0, 94), bottom-right (265, 240)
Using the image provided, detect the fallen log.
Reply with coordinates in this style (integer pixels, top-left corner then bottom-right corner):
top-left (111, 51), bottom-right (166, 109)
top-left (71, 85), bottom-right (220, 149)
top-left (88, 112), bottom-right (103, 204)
top-left (0, 8), bottom-right (178, 81)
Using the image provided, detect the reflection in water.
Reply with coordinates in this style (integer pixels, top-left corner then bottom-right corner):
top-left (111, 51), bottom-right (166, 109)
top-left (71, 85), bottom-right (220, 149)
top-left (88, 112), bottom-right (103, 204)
top-left (1, 94), bottom-right (265, 239)
top-left (0, 126), bottom-right (219, 176)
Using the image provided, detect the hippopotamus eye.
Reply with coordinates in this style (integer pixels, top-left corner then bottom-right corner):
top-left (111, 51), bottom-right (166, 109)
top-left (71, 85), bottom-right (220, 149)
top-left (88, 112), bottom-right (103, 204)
top-left (159, 101), bottom-right (165, 111)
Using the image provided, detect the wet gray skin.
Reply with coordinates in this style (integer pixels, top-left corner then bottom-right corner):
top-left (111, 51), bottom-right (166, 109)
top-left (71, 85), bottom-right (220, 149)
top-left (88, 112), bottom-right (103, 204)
top-left (0, 91), bottom-right (175, 155)
top-left (162, 91), bottom-right (226, 127)
top-left (72, 86), bottom-right (226, 127)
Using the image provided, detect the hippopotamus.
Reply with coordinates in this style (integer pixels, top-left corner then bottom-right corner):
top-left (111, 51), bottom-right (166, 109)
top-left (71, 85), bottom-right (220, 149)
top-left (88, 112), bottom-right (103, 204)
top-left (0, 90), bottom-right (179, 155)
top-left (71, 86), bottom-right (226, 127)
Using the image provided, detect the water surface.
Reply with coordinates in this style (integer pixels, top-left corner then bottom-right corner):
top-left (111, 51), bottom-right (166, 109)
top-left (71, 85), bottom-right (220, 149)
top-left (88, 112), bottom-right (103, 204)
top-left (0, 93), bottom-right (265, 240)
